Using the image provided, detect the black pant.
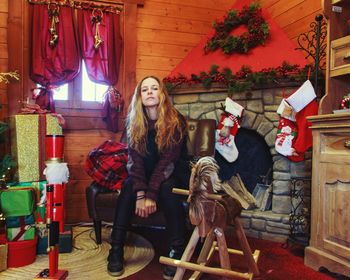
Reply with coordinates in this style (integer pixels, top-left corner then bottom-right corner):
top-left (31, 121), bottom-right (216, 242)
top-left (111, 175), bottom-right (187, 251)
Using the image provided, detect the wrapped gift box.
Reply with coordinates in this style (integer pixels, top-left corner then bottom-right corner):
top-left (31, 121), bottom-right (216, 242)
top-left (9, 181), bottom-right (47, 204)
top-left (8, 181), bottom-right (47, 223)
top-left (6, 214), bottom-right (35, 228)
top-left (37, 225), bottom-right (72, 254)
top-left (0, 244), bottom-right (7, 271)
top-left (0, 188), bottom-right (35, 217)
top-left (10, 114), bottom-right (62, 182)
top-left (7, 225), bottom-right (36, 241)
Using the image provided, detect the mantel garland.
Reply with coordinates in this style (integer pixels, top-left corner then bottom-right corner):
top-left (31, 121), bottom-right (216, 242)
top-left (204, 2), bottom-right (269, 54)
top-left (164, 62), bottom-right (312, 94)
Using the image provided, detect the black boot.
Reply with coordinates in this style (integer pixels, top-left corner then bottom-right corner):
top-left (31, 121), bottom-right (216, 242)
top-left (107, 246), bottom-right (124, 277)
top-left (163, 247), bottom-right (184, 280)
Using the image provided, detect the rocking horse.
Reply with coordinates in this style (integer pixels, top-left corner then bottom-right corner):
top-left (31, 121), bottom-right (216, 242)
top-left (159, 157), bottom-right (260, 280)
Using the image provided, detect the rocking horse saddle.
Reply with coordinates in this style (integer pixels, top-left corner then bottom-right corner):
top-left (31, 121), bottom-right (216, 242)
top-left (189, 195), bottom-right (242, 237)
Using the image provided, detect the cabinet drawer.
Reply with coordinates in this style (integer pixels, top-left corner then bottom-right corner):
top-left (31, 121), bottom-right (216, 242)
top-left (320, 132), bottom-right (350, 162)
top-left (330, 35), bottom-right (350, 77)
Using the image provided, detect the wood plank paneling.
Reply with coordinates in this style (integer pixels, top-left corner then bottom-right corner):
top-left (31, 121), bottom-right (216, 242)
top-left (0, 4), bottom-right (7, 124)
top-left (0, 12), bottom-right (7, 27)
top-left (150, 0), bottom-right (233, 10)
top-left (267, 0), bottom-right (304, 18)
top-left (0, 44), bottom-right (8, 59)
top-left (137, 55), bottom-right (182, 71)
top-left (137, 28), bottom-right (203, 46)
top-left (274, 0), bottom-right (322, 28)
top-left (137, 14), bottom-right (212, 34)
top-left (0, 28), bottom-right (6, 44)
top-left (137, 42), bottom-right (191, 58)
top-left (285, 11), bottom-right (324, 40)
top-left (139, 1), bottom-right (227, 21)
top-left (0, 1), bottom-right (8, 12)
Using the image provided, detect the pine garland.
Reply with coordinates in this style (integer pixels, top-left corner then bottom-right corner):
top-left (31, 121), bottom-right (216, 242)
top-left (204, 2), bottom-right (269, 54)
top-left (164, 62), bottom-right (312, 94)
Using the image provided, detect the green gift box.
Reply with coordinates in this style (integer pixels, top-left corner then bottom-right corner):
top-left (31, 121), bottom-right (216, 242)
top-left (9, 181), bottom-right (47, 205)
top-left (10, 114), bottom-right (63, 182)
top-left (0, 188), bottom-right (35, 217)
top-left (7, 225), bottom-right (35, 241)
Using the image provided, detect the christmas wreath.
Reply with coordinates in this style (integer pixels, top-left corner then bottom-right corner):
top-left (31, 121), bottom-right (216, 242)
top-left (204, 2), bottom-right (269, 54)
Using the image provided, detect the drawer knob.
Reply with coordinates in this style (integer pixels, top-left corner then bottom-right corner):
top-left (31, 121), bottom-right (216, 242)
top-left (345, 140), bottom-right (350, 149)
top-left (344, 52), bottom-right (350, 60)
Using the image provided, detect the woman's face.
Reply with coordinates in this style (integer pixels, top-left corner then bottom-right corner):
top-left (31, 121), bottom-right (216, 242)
top-left (140, 77), bottom-right (160, 108)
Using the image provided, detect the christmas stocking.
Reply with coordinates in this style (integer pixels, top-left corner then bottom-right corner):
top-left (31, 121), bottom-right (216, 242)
top-left (286, 80), bottom-right (318, 162)
top-left (215, 98), bottom-right (244, 163)
top-left (275, 117), bottom-right (298, 157)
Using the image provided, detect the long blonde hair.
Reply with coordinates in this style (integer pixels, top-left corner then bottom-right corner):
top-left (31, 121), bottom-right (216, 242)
top-left (126, 76), bottom-right (185, 155)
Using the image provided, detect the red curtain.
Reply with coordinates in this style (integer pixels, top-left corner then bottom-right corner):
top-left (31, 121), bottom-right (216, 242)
top-left (77, 9), bottom-right (122, 85)
top-left (78, 10), bottom-right (122, 132)
top-left (30, 5), bottom-right (81, 112)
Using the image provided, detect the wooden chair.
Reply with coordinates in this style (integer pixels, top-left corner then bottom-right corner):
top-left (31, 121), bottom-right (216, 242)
top-left (160, 189), bottom-right (260, 280)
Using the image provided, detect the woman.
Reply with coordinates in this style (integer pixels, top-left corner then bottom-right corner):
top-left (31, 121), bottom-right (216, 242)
top-left (107, 76), bottom-right (188, 280)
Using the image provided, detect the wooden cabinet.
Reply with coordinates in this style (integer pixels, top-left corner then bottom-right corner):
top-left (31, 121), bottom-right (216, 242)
top-left (304, 114), bottom-right (350, 276)
top-left (304, 0), bottom-right (350, 276)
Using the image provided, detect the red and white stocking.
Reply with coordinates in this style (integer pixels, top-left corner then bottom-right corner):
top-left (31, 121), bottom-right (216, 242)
top-left (215, 98), bottom-right (244, 163)
top-left (286, 80), bottom-right (318, 162)
top-left (275, 118), bottom-right (298, 157)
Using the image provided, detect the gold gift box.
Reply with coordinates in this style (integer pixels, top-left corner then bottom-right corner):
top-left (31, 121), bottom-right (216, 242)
top-left (10, 114), bottom-right (63, 183)
top-left (0, 244), bottom-right (7, 271)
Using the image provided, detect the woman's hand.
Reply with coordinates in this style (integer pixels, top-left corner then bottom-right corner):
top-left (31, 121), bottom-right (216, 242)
top-left (144, 198), bottom-right (157, 215)
top-left (135, 191), bottom-right (147, 218)
top-left (135, 194), bottom-right (157, 218)
top-left (135, 198), bottom-right (147, 218)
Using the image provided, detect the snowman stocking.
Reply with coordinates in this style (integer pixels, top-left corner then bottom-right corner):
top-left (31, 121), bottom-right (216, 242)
top-left (286, 80), bottom-right (318, 161)
top-left (275, 117), bottom-right (298, 157)
top-left (275, 99), bottom-right (296, 155)
top-left (215, 97), bottom-right (244, 163)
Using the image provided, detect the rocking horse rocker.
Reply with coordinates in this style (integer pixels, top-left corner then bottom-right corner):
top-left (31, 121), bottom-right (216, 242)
top-left (160, 157), bottom-right (260, 280)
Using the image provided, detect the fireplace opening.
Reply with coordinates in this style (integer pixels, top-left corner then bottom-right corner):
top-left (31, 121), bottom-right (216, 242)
top-left (215, 128), bottom-right (273, 194)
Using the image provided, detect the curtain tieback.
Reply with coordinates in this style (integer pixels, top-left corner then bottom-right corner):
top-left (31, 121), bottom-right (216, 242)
top-left (106, 86), bottom-right (124, 113)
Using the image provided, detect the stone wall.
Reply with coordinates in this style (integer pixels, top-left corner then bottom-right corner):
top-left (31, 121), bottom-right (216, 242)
top-left (170, 84), bottom-right (312, 243)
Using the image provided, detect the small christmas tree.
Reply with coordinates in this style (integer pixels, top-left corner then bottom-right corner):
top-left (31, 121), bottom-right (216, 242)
top-left (0, 71), bottom-right (19, 183)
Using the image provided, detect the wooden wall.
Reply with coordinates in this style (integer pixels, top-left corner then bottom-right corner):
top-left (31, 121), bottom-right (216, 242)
top-left (135, 0), bottom-right (323, 81)
top-left (2, 0), bottom-right (323, 223)
top-left (0, 1), bottom-right (8, 121)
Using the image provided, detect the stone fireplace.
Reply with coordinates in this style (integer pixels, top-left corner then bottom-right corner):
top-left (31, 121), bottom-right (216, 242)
top-left (170, 83), bottom-right (312, 242)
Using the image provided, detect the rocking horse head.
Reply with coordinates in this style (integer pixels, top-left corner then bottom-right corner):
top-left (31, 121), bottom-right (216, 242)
top-left (187, 156), bottom-right (227, 237)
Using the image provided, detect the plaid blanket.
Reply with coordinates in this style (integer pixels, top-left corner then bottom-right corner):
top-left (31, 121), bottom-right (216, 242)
top-left (84, 140), bottom-right (128, 190)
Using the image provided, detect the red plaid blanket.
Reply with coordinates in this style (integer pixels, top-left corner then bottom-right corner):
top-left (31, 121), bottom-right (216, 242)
top-left (84, 140), bottom-right (128, 190)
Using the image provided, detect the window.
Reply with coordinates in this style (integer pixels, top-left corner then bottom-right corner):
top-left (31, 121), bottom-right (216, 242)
top-left (53, 61), bottom-right (109, 111)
